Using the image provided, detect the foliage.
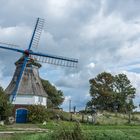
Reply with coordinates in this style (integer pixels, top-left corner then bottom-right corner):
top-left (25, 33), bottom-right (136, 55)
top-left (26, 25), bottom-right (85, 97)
top-left (41, 79), bottom-right (64, 108)
top-left (46, 109), bottom-right (70, 121)
top-left (114, 74), bottom-right (136, 112)
top-left (27, 105), bottom-right (48, 123)
top-left (50, 122), bottom-right (86, 140)
top-left (27, 104), bottom-right (70, 123)
top-left (0, 85), bottom-right (13, 120)
top-left (88, 72), bottom-right (136, 112)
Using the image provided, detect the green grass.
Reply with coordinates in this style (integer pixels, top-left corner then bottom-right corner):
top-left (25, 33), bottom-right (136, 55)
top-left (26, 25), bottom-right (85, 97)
top-left (0, 125), bottom-right (7, 130)
top-left (1, 111), bottom-right (140, 140)
top-left (0, 133), bottom-right (51, 140)
top-left (82, 124), bottom-right (140, 140)
top-left (38, 120), bottom-right (75, 130)
top-left (1, 122), bottom-right (140, 140)
top-left (27, 122), bottom-right (140, 140)
top-left (0, 122), bottom-right (140, 140)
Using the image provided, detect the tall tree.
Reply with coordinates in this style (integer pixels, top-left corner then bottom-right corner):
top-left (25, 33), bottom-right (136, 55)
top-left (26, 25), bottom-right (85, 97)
top-left (88, 72), bottom-right (136, 112)
top-left (89, 72), bottom-right (115, 111)
top-left (41, 79), bottom-right (64, 108)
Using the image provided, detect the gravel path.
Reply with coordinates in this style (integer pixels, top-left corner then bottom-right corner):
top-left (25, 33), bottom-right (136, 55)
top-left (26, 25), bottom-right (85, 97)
top-left (0, 124), bottom-right (48, 134)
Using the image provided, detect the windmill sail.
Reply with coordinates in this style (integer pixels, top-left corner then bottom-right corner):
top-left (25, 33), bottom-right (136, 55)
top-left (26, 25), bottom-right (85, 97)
top-left (30, 52), bottom-right (78, 67)
top-left (11, 57), bottom-right (28, 102)
top-left (0, 17), bottom-right (78, 103)
top-left (11, 18), bottom-right (45, 102)
top-left (0, 42), bottom-right (24, 53)
top-left (29, 18), bottom-right (44, 49)
top-left (0, 42), bottom-right (19, 48)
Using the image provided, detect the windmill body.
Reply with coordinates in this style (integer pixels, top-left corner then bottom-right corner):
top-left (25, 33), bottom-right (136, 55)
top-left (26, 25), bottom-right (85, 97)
top-left (0, 18), bottom-right (78, 123)
top-left (5, 57), bottom-right (47, 106)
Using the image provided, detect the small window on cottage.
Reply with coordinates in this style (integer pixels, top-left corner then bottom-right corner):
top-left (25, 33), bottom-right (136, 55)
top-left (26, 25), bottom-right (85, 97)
top-left (38, 96), bottom-right (43, 103)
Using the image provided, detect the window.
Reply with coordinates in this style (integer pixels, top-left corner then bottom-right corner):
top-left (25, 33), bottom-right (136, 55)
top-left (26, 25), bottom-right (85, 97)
top-left (38, 96), bottom-right (43, 103)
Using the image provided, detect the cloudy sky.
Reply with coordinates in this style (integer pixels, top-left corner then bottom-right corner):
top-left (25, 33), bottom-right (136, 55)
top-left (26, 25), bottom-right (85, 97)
top-left (0, 0), bottom-right (140, 111)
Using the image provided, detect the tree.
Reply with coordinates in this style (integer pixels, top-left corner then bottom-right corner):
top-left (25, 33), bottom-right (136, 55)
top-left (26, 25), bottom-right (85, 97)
top-left (89, 72), bottom-right (115, 111)
top-left (88, 72), bottom-right (136, 112)
top-left (41, 79), bottom-right (64, 108)
top-left (114, 74), bottom-right (136, 112)
top-left (0, 85), bottom-right (13, 120)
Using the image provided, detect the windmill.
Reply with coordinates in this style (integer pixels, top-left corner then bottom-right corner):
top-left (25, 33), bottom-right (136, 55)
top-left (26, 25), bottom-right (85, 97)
top-left (0, 18), bottom-right (78, 103)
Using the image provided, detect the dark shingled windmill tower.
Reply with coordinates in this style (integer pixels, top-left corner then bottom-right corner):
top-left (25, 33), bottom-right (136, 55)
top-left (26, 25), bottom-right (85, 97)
top-left (0, 18), bottom-right (78, 123)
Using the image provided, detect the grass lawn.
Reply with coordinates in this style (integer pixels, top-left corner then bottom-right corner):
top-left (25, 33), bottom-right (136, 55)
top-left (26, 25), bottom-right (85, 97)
top-left (41, 121), bottom-right (140, 140)
top-left (81, 124), bottom-right (140, 140)
top-left (1, 121), bottom-right (140, 140)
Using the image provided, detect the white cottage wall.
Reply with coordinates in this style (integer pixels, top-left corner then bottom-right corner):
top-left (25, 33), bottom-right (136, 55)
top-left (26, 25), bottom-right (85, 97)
top-left (34, 96), bottom-right (47, 106)
top-left (11, 95), bottom-right (47, 106)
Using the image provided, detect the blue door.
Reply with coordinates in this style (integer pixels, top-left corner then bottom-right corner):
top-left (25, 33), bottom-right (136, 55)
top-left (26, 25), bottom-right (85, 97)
top-left (16, 108), bottom-right (28, 123)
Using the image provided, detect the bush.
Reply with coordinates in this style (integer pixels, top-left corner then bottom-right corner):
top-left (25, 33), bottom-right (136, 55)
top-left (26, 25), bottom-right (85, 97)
top-left (27, 105), bottom-right (48, 123)
top-left (0, 86), bottom-right (13, 122)
top-left (103, 113), bottom-right (111, 118)
top-left (46, 109), bottom-right (70, 121)
top-left (51, 122), bottom-right (86, 140)
top-left (131, 115), bottom-right (139, 121)
top-left (27, 105), bottom-right (72, 123)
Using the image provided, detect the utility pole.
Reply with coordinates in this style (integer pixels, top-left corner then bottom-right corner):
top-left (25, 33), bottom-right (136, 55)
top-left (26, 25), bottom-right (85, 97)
top-left (69, 99), bottom-right (71, 113)
top-left (73, 106), bottom-right (76, 114)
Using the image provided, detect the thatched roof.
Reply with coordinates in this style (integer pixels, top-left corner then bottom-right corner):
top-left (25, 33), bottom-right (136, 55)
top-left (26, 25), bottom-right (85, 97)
top-left (5, 57), bottom-right (47, 97)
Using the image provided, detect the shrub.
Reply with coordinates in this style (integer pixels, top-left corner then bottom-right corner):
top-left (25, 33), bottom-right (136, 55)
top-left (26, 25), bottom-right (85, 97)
top-left (0, 86), bottom-right (13, 122)
top-left (51, 122), bottom-right (86, 140)
top-left (131, 115), bottom-right (139, 121)
top-left (27, 105), bottom-right (48, 123)
top-left (27, 106), bottom-right (72, 123)
top-left (46, 109), bottom-right (70, 121)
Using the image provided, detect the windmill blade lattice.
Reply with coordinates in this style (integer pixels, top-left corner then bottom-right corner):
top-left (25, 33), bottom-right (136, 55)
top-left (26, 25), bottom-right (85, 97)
top-left (0, 42), bottom-right (21, 50)
top-left (31, 18), bottom-right (45, 48)
top-left (0, 42), bottom-right (24, 53)
top-left (0, 42), bottom-right (19, 48)
top-left (30, 53), bottom-right (78, 67)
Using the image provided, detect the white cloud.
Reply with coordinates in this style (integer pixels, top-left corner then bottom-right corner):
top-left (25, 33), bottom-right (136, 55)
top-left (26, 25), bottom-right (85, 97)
top-left (47, 0), bottom-right (69, 18)
top-left (0, 25), bottom-right (32, 47)
top-left (0, 0), bottom-right (140, 111)
top-left (64, 95), bottom-right (71, 103)
top-left (87, 62), bottom-right (95, 69)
